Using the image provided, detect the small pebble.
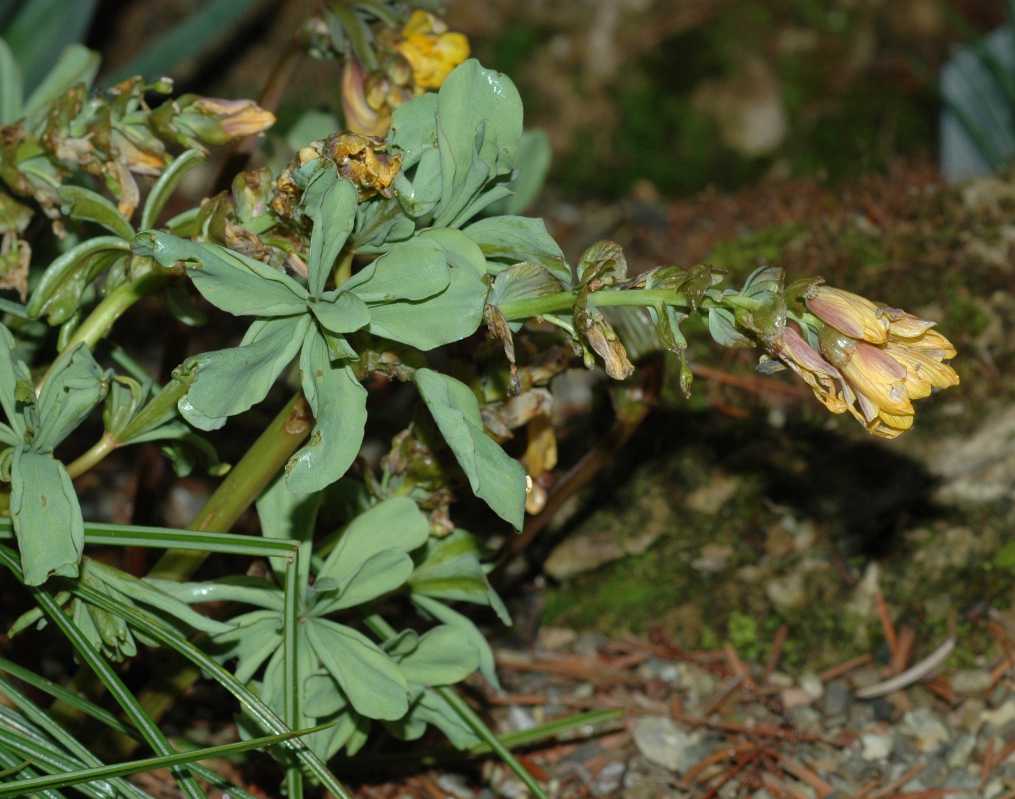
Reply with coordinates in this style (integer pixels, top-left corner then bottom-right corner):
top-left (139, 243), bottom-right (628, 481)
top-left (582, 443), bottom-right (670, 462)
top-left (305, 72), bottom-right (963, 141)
top-left (823, 679), bottom-right (851, 717)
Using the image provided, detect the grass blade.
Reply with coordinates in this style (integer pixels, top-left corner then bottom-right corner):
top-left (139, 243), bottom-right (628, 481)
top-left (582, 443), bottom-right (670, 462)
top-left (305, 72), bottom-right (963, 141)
top-left (1, 0), bottom-right (97, 92)
top-left (0, 723), bottom-right (332, 798)
top-left (0, 518), bottom-right (298, 559)
top-left (0, 659), bottom-right (263, 799)
top-left (53, 564), bottom-right (353, 799)
top-left (0, 548), bottom-right (206, 799)
top-left (104, 0), bottom-right (261, 84)
top-left (0, 675), bottom-right (151, 799)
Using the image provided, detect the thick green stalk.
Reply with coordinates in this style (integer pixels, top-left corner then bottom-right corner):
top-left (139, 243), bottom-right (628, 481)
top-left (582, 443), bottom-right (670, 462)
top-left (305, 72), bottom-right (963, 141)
top-left (36, 267), bottom-right (171, 390)
top-left (65, 433), bottom-right (116, 479)
top-left (147, 392), bottom-right (313, 580)
top-left (497, 288), bottom-right (687, 321)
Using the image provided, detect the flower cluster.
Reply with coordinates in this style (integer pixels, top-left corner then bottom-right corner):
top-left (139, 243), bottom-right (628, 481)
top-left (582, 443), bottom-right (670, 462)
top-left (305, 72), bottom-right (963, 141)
top-left (341, 10), bottom-right (469, 136)
top-left (773, 285), bottom-right (958, 438)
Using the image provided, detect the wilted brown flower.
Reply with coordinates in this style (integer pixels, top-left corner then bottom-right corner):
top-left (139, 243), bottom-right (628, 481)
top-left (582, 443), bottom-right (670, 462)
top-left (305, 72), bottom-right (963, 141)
top-left (325, 133), bottom-right (401, 199)
top-left (773, 288), bottom-right (958, 439)
top-left (152, 95), bottom-right (275, 150)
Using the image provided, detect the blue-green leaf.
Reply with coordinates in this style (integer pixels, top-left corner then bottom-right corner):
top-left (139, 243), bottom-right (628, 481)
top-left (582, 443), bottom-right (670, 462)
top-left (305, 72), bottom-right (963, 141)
top-left (10, 447), bottom-right (83, 585)
top-left (284, 326), bottom-right (366, 495)
top-left (486, 129), bottom-right (551, 215)
top-left (409, 529), bottom-right (511, 624)
top-left (316, 497), bottom-right (430, 590)
top-left (256, 475), bottom-right (321, 578)
top-left (310, 291), bottom-right (369, 335)
top-left (0, 323), bottom-right (30, 438)
top-left (398, 625), bottom-right (479, 687)
top-left (436, 59), bottom-right (522, 191)
top-left (343, 238), bottom-right (449, 303)
top-left (319, 549), bottom-right (413, 612)
top-left (362, 231), bottom-right (487, 350)
top-left (33, 343), bottom-right (107, 451)
top-left (388, 92), bottom-right (437, 169)
top-left (415, 369), bottom-right (526, 529)
top-left (212, 609), bottom-right (283, 684)
top-left (412, 595), bottom-right (502, 690)
top-left (179, 315), bottom-right (309, 430)
top-left (303, 170), bottom-right (357, 297)
top-left (135, 232), bottom-right (307, 317)
top-left (463, 215), bottom-right (570, 285)
top-left (307, 618), bottom-right (408, 721)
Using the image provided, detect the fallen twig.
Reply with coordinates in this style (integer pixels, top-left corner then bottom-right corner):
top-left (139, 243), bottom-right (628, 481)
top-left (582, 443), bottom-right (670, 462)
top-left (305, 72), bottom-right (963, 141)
top-left (855, 638), bottom-right (955, 699)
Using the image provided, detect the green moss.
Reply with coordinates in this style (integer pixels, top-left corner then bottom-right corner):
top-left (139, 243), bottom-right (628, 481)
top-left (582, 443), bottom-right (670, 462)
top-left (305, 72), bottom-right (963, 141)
top-left (707, 223), bottom-right (809, 276)
top-left (727, 611), bottom-right (761, 660)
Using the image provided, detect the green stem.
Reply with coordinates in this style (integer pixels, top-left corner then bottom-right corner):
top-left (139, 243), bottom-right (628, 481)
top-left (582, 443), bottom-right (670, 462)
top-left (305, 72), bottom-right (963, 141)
top-left (497, 288), bottom-right (687, 321)
top-left (36, 267), bottom-right (171, 390)
top-left (147, 392), bottom-right (313, 579)
top-left (65, 433), bottom-right (116, 479)
top-left (130, 393), bottom-right (313, 732)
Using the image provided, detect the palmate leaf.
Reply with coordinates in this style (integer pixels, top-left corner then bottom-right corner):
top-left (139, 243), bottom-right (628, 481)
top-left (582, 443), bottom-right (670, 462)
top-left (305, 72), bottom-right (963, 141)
top-left (284, 326), bottom-right (367, 495)
top-left (342, 238), bottom-right (449, 303)
top-left (313, 497), bottom-right (429, 615)
top-left (354, 230), bottom-right (487, 350)
top-left (306, 618), bottom-right (408, 721)
top-left (414, 369), bottom-right (526, 529)
top-left (179, 315), bottom-right (310, 431)
top-left (397, 625), bottom-right (480, 687)
top-left (413, 594), bottom-right (502, 690)
top-left (409, 530), bottom-right (510, 624)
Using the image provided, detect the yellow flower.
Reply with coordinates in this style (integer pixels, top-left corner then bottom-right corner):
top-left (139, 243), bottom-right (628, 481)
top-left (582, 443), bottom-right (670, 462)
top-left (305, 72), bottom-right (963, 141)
top-left (773, 288), bottom-right (958, 439)
top-left (805, 285), bottom-right (890, 344)
top-left (772, 325), bottom-right (850, 414)
top-left (395, 10), bottom-right (470, 91)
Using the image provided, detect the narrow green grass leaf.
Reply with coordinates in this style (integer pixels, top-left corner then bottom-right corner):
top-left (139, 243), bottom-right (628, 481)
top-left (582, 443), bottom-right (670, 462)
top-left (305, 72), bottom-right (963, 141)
top-left (0, 723), bottom-right (333, 798)
top-left (3, 0), bottom-right (97, 92)
top-left (0, 518), bottom-right (298, 558)
top-left (104, 0), bottom-right (261, 84)
top-left (51, 564), bottom-right (353, 799)
top-left (2, 554), bottom-right (206, 799)
top-left (0, 659), bottom-right (263, 799)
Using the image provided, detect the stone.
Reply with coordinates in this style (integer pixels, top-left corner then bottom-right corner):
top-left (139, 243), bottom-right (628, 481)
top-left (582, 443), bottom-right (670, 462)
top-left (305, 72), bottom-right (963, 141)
top-left (946, 733), bottom-right (977, 769)
top-left (823, 680), bottom-right (851, 717)
top-left (766, 570), bottom-right (807, 612)
top-left (860, 731), bottom-right (894, 760)
top-left (685, 473), bottom-right (740, 514)
top-left (983, 698), bottom-right (1015, 730)
top-left (952, 669), bottom-right (993, 695)
top-left (781, 687), bottom-right (816, 709)
top-left (901, 708), bottom-right (951, 752)
top-left (800, 672), bottom-right (823, 700)
top-left (631, 716), bottom-right (702, 774)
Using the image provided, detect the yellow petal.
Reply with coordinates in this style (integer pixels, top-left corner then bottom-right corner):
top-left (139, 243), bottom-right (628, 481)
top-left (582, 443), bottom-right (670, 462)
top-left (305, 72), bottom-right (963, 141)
top-left (806, 286), bottom-right (889, 344)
